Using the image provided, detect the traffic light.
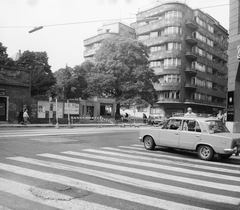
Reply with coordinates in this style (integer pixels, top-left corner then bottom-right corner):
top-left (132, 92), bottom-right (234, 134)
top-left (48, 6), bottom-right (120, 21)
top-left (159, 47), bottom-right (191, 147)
top-left (29, 26), bottom-right (43, 33)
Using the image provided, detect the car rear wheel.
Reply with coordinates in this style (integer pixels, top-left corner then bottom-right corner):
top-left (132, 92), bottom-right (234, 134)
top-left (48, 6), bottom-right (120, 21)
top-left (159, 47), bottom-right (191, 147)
top-left (197, 145), bottom-right (214, 161)
top-left (144, 136), bottom-right (155, 150)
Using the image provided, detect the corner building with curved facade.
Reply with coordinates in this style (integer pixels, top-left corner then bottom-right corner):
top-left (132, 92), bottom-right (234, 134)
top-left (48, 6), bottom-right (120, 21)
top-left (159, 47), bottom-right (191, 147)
top-left (131, 2), bottom-right (228, 117)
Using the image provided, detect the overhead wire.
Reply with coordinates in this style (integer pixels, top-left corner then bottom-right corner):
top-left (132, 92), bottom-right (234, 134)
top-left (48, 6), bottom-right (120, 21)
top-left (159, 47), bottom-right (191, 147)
top-left (0, 3), bottom-right (229, 29)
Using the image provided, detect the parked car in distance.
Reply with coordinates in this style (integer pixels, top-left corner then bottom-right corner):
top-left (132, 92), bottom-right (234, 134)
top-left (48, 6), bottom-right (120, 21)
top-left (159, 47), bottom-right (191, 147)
top-left (148, 115), bottom-right (167, 126)
top-left (139, 115), bottom-right (240, 161)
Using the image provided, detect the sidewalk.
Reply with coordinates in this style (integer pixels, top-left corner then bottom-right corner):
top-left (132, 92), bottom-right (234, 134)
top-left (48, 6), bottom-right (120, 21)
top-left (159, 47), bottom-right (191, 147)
top-left (0, 123), bottom-right (147, 128)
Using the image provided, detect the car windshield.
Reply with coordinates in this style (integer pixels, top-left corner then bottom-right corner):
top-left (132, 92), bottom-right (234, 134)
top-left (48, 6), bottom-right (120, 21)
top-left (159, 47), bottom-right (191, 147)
top-left (206, 120), bottom-right (229, 133)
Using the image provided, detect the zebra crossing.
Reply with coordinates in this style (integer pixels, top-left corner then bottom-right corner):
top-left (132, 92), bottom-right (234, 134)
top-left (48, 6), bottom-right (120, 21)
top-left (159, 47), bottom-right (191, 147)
top-left (0, 144), bottom-right (239, 210)
top-left (0, 127), bottom-right (136, 138)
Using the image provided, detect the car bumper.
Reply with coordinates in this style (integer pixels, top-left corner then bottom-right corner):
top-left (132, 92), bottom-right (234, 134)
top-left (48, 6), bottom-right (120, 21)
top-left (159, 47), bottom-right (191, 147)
top-left (223, 146), bottom-right (239, 154)
top-left (139, 137), bottom-right (143, 142)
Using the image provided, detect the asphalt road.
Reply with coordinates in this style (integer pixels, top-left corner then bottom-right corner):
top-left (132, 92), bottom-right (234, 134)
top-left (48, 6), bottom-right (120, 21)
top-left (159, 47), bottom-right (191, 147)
top-left (0, 127), bottom-right (240, 210)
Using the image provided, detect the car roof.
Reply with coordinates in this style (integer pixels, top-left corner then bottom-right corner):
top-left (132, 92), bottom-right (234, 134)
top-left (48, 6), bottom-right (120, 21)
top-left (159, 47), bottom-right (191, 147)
top-left (169, 116), bottom-right (219, 122)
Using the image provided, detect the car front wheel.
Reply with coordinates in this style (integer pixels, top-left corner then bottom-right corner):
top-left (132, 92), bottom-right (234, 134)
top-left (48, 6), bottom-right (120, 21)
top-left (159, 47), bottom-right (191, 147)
top-left (144, 136), bottom-right (155, 150)
top-left (197, 145), bottom-right (214, 161)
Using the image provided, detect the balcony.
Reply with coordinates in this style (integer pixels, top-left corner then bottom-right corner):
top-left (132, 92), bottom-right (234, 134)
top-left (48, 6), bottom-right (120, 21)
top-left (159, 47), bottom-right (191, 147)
top-left (154, 83), bottom-right (180, 91)
top-left (84, 33), bottom-right (119, 46)
top-left (184, 83), bottom-right (197, 89)
top-left (144, 34), bottom-right (182, 46)
top-left (185, 67), bottom-right (197, 74)
top-left (184, 99), bottom-right (226, 107)
top-left (153, 67), bottom-right (180, 75)
top-left (185, 35), bottom-right (198, 45)
top-left (150, 50), bottom-right (182, 61)
top-left (185, 51), bottom-right (197, 60)
top-left (207, 61), bottom-right (228, 75)
top-left (135, 18), bottom-right (183, 35)
top-left (185, 20), bottom-right (198, 29)
top-left (83, 48), bottom-right (98, 57)
top-left (157, 98), bottom-right (181, 103)
top-left (212, 50), bottom-right (228, 62)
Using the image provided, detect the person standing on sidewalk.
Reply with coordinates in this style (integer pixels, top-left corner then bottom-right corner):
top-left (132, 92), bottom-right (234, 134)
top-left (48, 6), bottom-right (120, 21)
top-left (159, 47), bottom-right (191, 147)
top-left (23, 109), bottom-right (30, 125)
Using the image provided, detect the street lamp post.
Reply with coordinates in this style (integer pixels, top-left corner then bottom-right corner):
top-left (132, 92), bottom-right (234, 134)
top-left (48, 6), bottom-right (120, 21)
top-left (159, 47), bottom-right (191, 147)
top-left (29, 26), bottom-right (43, 33)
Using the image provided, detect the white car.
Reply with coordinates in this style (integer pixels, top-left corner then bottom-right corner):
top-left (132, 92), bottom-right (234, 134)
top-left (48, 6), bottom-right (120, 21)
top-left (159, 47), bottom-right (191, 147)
top-left (139, 116), bottom-right (240, 160)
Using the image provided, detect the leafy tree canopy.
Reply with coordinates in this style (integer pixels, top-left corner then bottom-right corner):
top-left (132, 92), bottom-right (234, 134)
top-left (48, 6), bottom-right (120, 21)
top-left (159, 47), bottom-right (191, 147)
top-left (0, 42), bottom-right (14, 66)
top-left (89, 36), bottom-right (158, 115)
top-left (52, 60), bottom-right (95, 100)
top-left (17, 50), bottom-right (56, 97)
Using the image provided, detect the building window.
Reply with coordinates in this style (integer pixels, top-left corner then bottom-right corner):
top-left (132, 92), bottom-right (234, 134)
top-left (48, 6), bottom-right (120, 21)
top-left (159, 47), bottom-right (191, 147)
top-left (164, 58), bottom-right (181, 67)
top-left (163, 91), bottom-right (180, 99)
top-left (191, 61), bottom-right (206, 72)
top-left (165, 10), bottom-right (183, 19)
top-left (138, 107), bottom-right (147, 112)
top-left (167, 42), bottom-right (181, 50)
top-left (164, 26), bottom-right (182, 35)
top-left (191, 92), bottom-right (206, 101)
top-left (151, 45), bottom-right (164, 52)
top-left (160, 74), bottom-right (181, 83)
top-left (207, 24), bottom-right (214, 33)
top-left (138, 34), bottom-right (149, 41)
top-left (150, 107), bottom-right (162, 114)
top-left (150, 60), bottom-right (164, 68)
top-left (206, 38), bottom-right (213, 47)
top-left (206, 80), bottom-right (213, 89)
top-left (206, 52), bottom-right (213, 61)
top-left (207, 67), bottom-right (213, 74)
top-left (195, 16), bottom-right (207, 28)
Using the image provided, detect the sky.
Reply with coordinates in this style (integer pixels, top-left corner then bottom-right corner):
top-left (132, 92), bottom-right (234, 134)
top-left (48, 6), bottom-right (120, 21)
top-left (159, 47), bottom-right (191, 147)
top-left (0, 0), bottom-right (229, 72)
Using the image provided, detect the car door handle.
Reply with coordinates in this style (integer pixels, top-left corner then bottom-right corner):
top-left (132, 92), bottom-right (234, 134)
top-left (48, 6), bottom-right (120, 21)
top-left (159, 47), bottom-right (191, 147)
top-left (175, 133), bottom-right (179, 135)
top-left (195, 135), bottom-right (200, 137)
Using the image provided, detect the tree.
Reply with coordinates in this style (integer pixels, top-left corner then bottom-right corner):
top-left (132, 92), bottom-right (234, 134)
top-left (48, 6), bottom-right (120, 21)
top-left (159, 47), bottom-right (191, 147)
top-left (0, 42), bottom-right (14, 66)
top-left (51, 66), bottom-right (74, 99)
top-left (89, 37), bottom-right (158, 117)
top-left (17, 51), bottom-right (56, 98)
top-left (73, 60), bottom-right (95, 99)
top-left (52, 61), bottom-right (94, 99)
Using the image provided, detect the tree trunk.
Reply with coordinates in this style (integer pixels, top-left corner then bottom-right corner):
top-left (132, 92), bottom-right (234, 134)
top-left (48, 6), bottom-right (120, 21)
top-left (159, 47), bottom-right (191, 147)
top-left (115, 103), bottom-right (121, 119)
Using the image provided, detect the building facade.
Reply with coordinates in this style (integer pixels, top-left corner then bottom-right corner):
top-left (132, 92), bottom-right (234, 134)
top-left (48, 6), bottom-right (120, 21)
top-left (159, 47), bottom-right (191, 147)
top-left (0, 65), bottom-right (30, 123)
top-left (227, 0), bottom-right (240, 132)
top-left (131, 2), bottom-right (228, 117)
top-left (84, 22), bottom-right (136, 61)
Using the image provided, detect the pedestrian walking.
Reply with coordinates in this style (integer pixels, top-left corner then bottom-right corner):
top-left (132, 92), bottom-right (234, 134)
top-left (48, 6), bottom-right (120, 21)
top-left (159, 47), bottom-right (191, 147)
top-left (23, 109), bottom-right (29, 125)
top-left (217, 110), bottom-right (225, 124)
top-left (18, 110), bottom-right (24, 124)
top-left (143, 113), bottom-right (147, 124)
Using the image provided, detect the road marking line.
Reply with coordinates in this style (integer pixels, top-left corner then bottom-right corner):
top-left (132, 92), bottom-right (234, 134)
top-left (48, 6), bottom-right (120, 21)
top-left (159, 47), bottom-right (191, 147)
top-left (0, 205), bottom-right (13, 210)
top-left (60, 151), bottom-right (240, 182)
top-left (0, 163), bottom-right (210, 210)
top-left (119, 145), bottom-right (240, 169)
top-left (7, 156), bottom-right (240, 205)
top-left (37, 153), bottom-right (240, 191)
top-left (0, 177), bottom-right (118, 210)
top-left (84, 148), bottom-right (240, 174)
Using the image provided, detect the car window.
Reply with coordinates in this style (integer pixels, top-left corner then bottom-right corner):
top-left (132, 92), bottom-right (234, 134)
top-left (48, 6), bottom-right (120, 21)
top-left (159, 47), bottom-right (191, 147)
top-left (206, 120), bottom-right (229, 133)
top-left (182, 120), bottom-right (201, 132)
top-left (162, 119), bottom-right (182, 130)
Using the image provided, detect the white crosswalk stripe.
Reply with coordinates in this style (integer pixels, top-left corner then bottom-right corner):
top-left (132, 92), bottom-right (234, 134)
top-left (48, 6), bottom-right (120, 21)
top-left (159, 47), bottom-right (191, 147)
top-left (0, 177), bottom-right (118, 210)
top-left (0, 127), bottom-right (136, 138)
top-left (0, 145), bottom-right (239, 209)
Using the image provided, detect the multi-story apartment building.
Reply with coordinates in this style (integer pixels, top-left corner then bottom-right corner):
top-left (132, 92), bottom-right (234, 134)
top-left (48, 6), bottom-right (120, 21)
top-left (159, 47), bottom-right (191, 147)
top-left (227, 0), bottom-right (240, 132)
top-left (83, 22), bottom-right (136, 61)
top-left (131, 2), bottom-right (228, 117)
